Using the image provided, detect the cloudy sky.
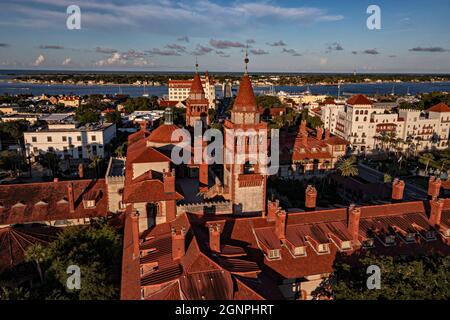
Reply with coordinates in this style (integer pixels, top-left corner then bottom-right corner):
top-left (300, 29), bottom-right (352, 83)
top-left (0, 0), bottom-right (449, 72)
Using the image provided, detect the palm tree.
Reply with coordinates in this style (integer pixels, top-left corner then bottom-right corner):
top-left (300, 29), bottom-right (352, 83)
top-left (419, 153), bottom-right (435, 174)
top-left (25, 243), bottom-right (47, 284)
top-left (89, 155), bottom-right (103, 178)
top-left (336, 156), bottom-right (359, 177)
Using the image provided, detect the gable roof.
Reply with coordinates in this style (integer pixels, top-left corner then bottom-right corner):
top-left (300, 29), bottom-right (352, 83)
top-left (0, 179), bottom-right (108, 225)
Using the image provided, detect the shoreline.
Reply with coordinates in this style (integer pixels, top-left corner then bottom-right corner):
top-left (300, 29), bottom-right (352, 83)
top-left (4, 79), bottom-right (450, 88)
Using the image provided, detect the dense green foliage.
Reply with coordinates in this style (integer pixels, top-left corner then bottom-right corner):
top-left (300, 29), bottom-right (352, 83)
top-left (123, 96), bottom-right (159, 113)
top-left (314, 254), bottom-right (450, 300)
top-left (399, 92), bottom-right (450, 111)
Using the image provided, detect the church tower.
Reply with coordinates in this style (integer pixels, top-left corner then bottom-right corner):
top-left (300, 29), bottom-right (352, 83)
top-left (186, 62), bottom-right (210, 128)
top-left (223, 51), bottom-right (267, 215)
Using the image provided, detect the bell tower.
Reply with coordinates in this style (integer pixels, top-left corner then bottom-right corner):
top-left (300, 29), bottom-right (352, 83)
top-left (186, 60), bottom-right (210, 128)
top-left (223, 50), bottom-right (267, 215)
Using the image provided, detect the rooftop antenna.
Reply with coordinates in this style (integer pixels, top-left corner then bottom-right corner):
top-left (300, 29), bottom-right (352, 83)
top-left (244, 44), bottom-right (249, 74)
top-left (195, 56), bottom-right (199, 73)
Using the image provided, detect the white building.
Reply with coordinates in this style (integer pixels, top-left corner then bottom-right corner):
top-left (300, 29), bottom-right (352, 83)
top-left (24, 122), bottom-right (116, 161)
top-left (323, 95), bottom-right (450, 153)
top-left (168, 71), bottom-right (216, 108)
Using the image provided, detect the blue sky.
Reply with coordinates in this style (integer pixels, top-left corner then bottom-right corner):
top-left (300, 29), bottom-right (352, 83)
top-left (0, 0), bottom-right (449, 72)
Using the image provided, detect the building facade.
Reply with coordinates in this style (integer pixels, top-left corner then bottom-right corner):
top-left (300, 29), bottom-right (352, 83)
top-left (168, 71), bottom-right (216, 108)
top-left (24, 122), bottom-right (116, 161)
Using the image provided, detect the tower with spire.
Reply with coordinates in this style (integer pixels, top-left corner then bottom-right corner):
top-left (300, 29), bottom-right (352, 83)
top-left (222, 50), bottom-right (267, 215)
top-left (186, 60), bottom-right (210, 127)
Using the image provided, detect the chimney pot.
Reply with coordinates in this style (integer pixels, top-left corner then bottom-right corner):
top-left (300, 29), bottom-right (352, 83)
top-left (305, 185), bottom-right (317, 209)
top-left (209, 223), bottom-right (221, 252)
top-left (316, 127), bottom-right (323, 141)
top-left (348, 205), bottom-right (361, 244)
top-left (428, 176), bottom-right (441, 199)
top-left (429, 198), bottom-right (444, 227)
top-left (267, 199), bottom-right (280, 221)
top-left (163, 169), bottom-right (176, 193)
top-left (275, 210), bottom-right (287, 240)
top-left (392, 178), bottom-right (405, 201)
top-left (172, 227), bottom-right (186, 260)
top-left (67, 182), bottom-right (75, 213)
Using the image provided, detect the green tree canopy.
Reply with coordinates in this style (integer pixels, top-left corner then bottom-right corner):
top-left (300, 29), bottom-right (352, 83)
top-left (314, 253), bottom-right (450, 300)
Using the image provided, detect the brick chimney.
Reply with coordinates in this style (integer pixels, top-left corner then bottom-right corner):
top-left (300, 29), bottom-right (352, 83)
top-left (305, 185), bottom-right (317, 210)
top-left (67, 182), bottom-right (75, 213)
top-left (316, 127), bottom-right (323, 141)
top-left (171, 227), bottom-right (186, 260)
top-left (429, 198), bottom-right (444, 227)
top-left (347, 205), bottom-right (361, 243)
top-left (392, 178), bottom-right (405, 201)
top-left (78, 163), bottom-right (84, 179)
top-left (131, 211), bottom-right (140, 259)
top-left (428, 176), bottom-right (441, 199)
top-left (324, 129), bottom-right (330, 140)
top-left (275, 210), bottom-right (287, 240)
top-left (199, 163), bottom-right (208, 191)
top-left (267, 199), bottom-right (280, 221)
top-left (163, 169), bottom-right (175, 193)
top-left (209, 223), bottom-right (221, 252)
top-left (166, 200), bottom-right (177, 222)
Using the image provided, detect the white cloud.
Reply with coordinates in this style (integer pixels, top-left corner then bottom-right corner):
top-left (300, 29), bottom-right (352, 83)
top-left (62, 57), bottom-right (72, 65)
top-left (34, 54), bottom-right (45, 66)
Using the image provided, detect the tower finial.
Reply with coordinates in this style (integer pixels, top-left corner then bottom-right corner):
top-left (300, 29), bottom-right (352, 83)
top-left (244, 44), bottom-right (249, 74)
top-left (195, 56), bottom-right (199, 73)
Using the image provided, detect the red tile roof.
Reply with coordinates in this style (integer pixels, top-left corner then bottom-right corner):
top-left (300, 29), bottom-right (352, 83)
top-left (190, 72), bottom-right (205, 94)
top-left (0, 179), bottom-right (108, 225)
top-left (347, 94), bottom-right (373, 105)
top-left (233, 74), bottom-right (258, 113)
top-left (427, 103), bottom-right (450, 113)
top-left (148, 124), bottom-right (181, 144)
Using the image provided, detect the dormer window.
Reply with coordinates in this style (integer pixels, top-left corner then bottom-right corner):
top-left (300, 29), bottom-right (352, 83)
top-left (317, 243), bottom-right (330, 254)
top-left (293, 246), bottom-right (307, 257)
top-left (83, 199), bottom-right (96, 209)
top-left (385, 235), bottom-right (396, 246)
top-left (268, 249), bottom-right (280, 260)
top-left (362, 238), bottom-right (374, 248)
top-left (444, 228), bottom-right (450, 238)
top-left (341, 241), bottom-right (352, 250)
top-left (140, 288), bottom-right (145, 300)
top-left (405, 233), bottom-right (417, 243)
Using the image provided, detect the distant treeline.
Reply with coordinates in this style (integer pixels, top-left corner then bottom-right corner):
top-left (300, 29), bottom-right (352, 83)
top-left (13, 73), bottom-right (450, 86)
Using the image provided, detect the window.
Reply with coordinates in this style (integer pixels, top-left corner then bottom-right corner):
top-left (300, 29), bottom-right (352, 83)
top-left (385, 235), bottom-right (396, 245)
top-left (293, 246), bottom-right (306, 257)
top-left (33, 147), bottom-right (38, 153)
top-left (32, 136), bottom-right (37, 142)
top-left (48, 147), bottom-right (54, 152)
top-left (91, 135), bottom-right (96, 141)
top-left (77, 136), bottom-right (81, 141)
top-left (362, 238), bottom-right (374, 248)
top-left (92, 145), bottom-right (97, 155)
top-left (341, 241), bottom-right (352, 250)
top-left (268, 249), bottom-right (280, 259)
top-left (83, 199), bottom-right (96, 209)
top-left (317, 244), bottom-right (330, 254)
top-left (405, 233), bottom-right (416, 243)
top-left (62, 136), bottom-right (67, 142)
top-left (47, 136), bottom-right (52, 142)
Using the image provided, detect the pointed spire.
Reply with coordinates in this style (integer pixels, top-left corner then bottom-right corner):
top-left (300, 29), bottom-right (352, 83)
top-left (190, 59), bottom-right (204, 94)
top-left (244, 44), bottom-right (249, 74)
top-left (233, 49), bottom-right (257, 112)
